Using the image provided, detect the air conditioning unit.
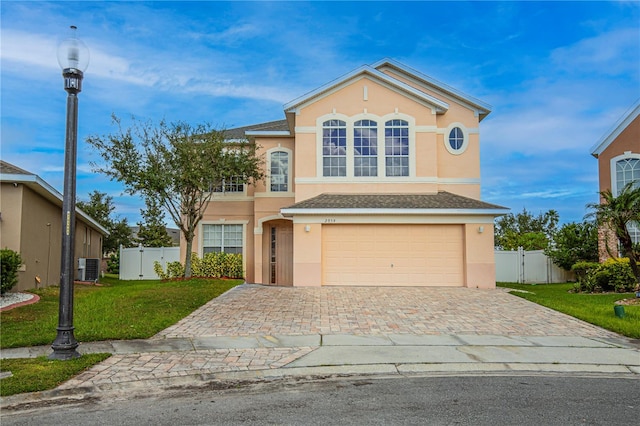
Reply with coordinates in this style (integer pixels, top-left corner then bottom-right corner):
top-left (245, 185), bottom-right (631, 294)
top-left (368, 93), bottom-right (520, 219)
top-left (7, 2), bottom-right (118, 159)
top-left (78, 258), bottom-right (100, 281)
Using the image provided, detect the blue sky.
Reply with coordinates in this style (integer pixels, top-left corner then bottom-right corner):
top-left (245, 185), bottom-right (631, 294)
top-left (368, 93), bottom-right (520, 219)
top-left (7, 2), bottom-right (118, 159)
top-left (1, 1), bottom-right (639, 227)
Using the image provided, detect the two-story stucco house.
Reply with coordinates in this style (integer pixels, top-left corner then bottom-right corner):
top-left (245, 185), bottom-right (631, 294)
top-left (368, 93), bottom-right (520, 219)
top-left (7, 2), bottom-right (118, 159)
top-left (590, 100), bottom-right (640, 260)
top-left (187, 59), bottom-right (508, 288)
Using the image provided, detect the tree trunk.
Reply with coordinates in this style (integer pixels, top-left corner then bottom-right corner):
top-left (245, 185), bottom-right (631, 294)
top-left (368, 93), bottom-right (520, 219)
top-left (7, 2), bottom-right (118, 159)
top-left (184, 237), bottom-right (193, 278)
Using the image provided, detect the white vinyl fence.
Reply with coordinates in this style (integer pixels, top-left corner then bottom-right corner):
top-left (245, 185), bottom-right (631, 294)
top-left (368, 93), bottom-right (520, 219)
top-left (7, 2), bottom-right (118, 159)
top-left (119, 244), bottom-right (180, 280)
top-left (495, 248), bottom-right (574, 284)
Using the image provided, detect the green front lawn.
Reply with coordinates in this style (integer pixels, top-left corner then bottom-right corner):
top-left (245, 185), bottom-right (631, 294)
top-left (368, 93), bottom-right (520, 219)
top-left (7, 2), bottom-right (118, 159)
top-left (0, 354), bottom-right (111, 397)
top-left (0, 275), bottom-right (242, 349)
top-left (498, 282), bottom-right (640, 339)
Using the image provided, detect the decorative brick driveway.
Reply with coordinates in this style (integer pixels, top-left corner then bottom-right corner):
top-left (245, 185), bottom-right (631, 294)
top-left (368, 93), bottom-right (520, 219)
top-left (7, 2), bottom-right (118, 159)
top-left (156, 285), bottom-right (619, 339)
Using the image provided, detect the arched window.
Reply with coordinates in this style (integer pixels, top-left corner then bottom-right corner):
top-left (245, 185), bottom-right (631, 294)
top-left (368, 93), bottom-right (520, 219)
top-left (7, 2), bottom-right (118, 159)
top-left (354, 119), bottom-right (378, 177)
top-left (615, 158), bottom-right (640, 194)
top-left (384, 119), bottom-right (409, 176)
top-left (270, 151), bottom-right (289, 192)
top-left (322, 120), bottom-right (347, 176)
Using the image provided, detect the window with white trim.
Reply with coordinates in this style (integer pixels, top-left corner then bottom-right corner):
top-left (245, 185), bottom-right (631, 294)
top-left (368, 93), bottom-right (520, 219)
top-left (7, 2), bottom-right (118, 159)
top-left (616, 158), bottom-right (640, 194)
top-left (449, 127), bottom-right (464, 150)
top-left (384, 119), bottom-right (409, 176)
top-left (270, 151), bottom-right (289, 192)
top-left (322, 120), bottom-right (347, 176)
top-left (213, 176), bottom-right (244, 193)
top-left (354, 119), bottom-right (378, 177)
top-left (616, 157), bottom-right (640, 244)
top-left (203, 224), bottom-right (243, 254)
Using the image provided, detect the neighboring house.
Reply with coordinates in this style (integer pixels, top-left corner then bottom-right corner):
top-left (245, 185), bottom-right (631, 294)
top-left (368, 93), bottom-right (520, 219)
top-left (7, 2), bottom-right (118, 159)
top-left (189, 59), bottom-right (508, 288)
top-left (0, 161), bottom-right (108, 292)
top-left (590, 100), bottom-right (640, 261)
top-left (129, 226), bottom-right (181, 246)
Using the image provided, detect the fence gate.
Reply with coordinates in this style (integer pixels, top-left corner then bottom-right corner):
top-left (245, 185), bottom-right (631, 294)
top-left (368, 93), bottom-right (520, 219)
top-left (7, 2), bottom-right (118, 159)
top-left (495, 248), bottom-right (574, 284)
top-left (119, 244), bottom-right (180, 280)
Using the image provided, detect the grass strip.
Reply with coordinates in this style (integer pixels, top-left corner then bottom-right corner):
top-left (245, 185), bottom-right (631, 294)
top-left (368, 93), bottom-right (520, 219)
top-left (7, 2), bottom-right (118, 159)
top-left (1, 277), bottom-right (242, 349)
top-left (0, 354), bottom-right (111, 397)
top-left (498, 282), bottom-right (640, 339)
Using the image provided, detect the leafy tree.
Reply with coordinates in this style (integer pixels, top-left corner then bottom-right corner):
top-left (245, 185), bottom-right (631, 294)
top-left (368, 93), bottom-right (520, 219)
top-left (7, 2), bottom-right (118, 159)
top-left (77, 190), bottom-right (133, 255)
top-left (586, 182), bottom-right (640, 285)
top-left (494, 208), bottom-right (559, 250)
top-left (86, 116), bottom-right (264, 277)
top-left (545, 221), bottom-right (599, 270)
top-left (136, 197), bottom-right (173, 247)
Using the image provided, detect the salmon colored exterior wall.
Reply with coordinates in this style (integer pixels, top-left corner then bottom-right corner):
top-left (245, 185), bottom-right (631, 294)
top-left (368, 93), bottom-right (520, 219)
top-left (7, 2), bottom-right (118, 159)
top-left (189, 61), bottom-right (500, 287)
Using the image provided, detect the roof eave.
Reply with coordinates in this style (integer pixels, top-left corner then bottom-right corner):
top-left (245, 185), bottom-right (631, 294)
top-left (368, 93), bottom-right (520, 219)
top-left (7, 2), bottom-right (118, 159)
top-left (1, 173), bottom-right (110, 235)
top-left (590, 99), bottom-right (640, 157)
top-left (281, 208), bottom-right (510, 217)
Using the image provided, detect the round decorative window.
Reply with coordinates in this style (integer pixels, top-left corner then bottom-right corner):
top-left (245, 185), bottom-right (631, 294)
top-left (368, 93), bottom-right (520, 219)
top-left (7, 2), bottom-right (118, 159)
top-left (449, 127), bottom-right (464, 150)
top-left (444, 124), bottom-right (468, 155)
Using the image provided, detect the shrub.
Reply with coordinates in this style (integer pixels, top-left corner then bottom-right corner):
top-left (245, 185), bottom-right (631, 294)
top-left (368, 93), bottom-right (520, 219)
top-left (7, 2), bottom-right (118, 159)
top-left (571, 258), bottom-right (636, 293)
top-left (106, 252), bottom-right (119, 274)
top-left (1, 249), bottom-right (22, 295)
top-left (153, 260), bottom-right (185, 280)
top-left (154, 253), bottom-right (243, 280)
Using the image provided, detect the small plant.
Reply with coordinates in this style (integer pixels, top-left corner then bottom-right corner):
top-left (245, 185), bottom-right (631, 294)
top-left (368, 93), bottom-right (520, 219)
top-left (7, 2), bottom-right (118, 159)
top-left (1, 248), bottom-right (22, 295)
top-left (153, 260), bottom-right (185, 280)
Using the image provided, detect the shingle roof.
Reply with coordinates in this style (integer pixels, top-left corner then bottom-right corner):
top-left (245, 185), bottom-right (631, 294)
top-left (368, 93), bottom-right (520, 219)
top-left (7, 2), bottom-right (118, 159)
top-left (282, 192), bottom-right (508, 212)
top-left (224, 119), bottom-right (289, 140)
top-left (0, 160), bottom-right (32, 175)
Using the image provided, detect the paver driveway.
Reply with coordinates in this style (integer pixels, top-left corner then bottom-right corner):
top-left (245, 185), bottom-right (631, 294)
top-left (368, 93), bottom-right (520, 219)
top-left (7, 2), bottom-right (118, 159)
top-left (156, 285), bottom-right (619, 339)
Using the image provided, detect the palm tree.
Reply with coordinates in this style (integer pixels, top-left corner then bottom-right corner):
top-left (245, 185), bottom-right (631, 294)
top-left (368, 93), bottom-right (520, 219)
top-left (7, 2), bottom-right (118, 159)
top-left (587, 182), bottom-right (640, 286)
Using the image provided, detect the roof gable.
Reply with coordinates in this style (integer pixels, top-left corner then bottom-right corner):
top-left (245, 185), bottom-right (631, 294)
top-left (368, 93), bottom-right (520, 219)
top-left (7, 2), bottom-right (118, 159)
top-left (590, 99), bottom-right (640, 157)
top-left (372, 58), bottom-right (492, 121)
top-left (283, 64), bottom-right (450, 115)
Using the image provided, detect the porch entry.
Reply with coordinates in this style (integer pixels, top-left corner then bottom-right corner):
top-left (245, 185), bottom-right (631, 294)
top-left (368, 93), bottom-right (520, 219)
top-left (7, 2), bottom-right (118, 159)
top-left (264, 220), bottom-right (293, 286)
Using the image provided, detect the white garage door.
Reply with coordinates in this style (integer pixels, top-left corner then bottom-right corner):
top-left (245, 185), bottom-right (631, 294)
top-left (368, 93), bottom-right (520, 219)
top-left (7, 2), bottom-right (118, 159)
top-left (322, 224), bottom-right (464, 286)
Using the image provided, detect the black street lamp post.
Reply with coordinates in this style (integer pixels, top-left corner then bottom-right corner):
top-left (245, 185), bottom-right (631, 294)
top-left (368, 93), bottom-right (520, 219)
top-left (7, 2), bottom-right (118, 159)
top-left (50, 26), bottom-right (89, 360)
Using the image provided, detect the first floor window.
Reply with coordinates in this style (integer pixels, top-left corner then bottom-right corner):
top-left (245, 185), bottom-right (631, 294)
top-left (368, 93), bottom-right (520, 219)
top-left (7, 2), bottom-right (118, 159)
top-left (203, 224), bottom-right (243, 254)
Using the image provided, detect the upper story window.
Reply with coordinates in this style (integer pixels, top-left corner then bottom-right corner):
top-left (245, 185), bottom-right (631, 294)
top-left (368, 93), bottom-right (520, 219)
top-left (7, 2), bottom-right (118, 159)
top-left (449, 127), bottom-right (464, 150)
top-left (615, 158), bottom-right (640, 194)
top-left (444, 123), bottom-right (469, 155)
top-left (384, 119), bottom-right (409, 177)
top-left (322, 120), bottom-right (347, 177)
top-left (270, 151), bottom-right (289, 192)
top-left (354, 120), bottom-right (378, 177)
top-left (213, 175), bottom-right (244, 193)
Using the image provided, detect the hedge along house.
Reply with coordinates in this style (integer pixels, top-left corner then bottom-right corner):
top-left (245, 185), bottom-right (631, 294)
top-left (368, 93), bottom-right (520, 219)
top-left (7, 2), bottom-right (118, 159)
top-left (0, 161), bottom-right (108, 292)
top-left (590, 99), bottom-right (640, 261)
top-left (188, 59), bottom-right (509, 288)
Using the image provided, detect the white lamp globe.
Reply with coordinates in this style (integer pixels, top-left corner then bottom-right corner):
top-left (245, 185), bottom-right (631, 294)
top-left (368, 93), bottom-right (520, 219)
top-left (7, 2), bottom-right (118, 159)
top-left (57, 26), bottom-right (89, 72)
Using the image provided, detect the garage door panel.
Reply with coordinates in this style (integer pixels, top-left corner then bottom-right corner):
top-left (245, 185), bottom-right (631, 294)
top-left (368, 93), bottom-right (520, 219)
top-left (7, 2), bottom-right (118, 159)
top-left (323, 224), bottom-right (463, 286)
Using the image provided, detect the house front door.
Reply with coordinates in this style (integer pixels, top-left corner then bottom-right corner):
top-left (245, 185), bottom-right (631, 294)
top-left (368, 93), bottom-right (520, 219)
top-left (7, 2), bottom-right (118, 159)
top-left (267, 221), bottom-right (293, 286)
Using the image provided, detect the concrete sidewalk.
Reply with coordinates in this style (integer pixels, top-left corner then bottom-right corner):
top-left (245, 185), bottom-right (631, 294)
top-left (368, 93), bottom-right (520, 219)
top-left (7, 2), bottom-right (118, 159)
top-left (2, 333), bottom-right (638, 398)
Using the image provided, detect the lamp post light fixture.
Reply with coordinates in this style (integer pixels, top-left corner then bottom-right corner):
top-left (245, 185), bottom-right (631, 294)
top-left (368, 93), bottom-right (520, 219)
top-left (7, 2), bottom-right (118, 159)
top-left (50, 26), bottom-right (89, 360)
